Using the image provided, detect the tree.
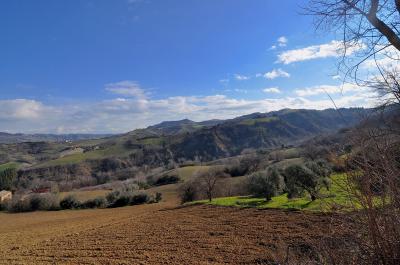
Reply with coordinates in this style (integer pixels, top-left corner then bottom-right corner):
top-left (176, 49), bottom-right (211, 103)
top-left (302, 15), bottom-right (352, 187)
top-left (247, 167), bottom-right (284, 201)
top-left (178, 181), bottom-right (198, 204)
top-left (307, 3), bottom-right (400, 263)
top-left (0, 168), bottom-right (17, 190)
top-left (306, 0), bottom-right (400, 105)
top-left (283, 164), bottom-right (329, 201)
top-left (195, 168), bottom-right (227, 202)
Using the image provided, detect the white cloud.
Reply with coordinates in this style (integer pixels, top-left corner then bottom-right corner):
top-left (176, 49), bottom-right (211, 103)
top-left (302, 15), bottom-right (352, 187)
top-left (270, 36), bottom-right (288, 50)
top-left (295, 83), bottom-right (364, 97)
top-left (0, 99), bottom-right (49, 120)
top-left (277, 36), bottom-right (288, 47)
top-left (263, 87), bottom-right (281, 94)
top-left (277, 40), bottom-right (364, 64)
top-left (264, 69), bottom-right (290, 79)
top-left (234, 74), bottom-right (250, 81)
top-left (0, 81), bottom-right (379, 134)
top-left (105, 81), bottom-right (148, 100)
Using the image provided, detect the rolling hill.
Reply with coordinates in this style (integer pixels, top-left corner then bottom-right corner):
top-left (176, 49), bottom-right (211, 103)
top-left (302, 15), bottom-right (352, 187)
top-left (1, 107), bottom-right (369, 188)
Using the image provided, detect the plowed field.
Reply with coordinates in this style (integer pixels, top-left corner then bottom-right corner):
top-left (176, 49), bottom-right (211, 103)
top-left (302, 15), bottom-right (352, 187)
top-left (0, 185), bottom-right (351, 264)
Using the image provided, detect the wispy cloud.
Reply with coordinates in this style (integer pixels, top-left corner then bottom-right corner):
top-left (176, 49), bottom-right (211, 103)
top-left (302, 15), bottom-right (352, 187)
top-left (0, 81), bottom-right (378, 134)
top-left (277, 36), bottom-right (287, 47)
top-left (264, 69), bottom-right (290, 79)
top-left (277, 40), bottom-right (364, 64)
top-left (295, 84), bottom-right (363, 97)
top-left (263, 87), bottom-right (281, 94)
top-left (271, 36), bottom-right (288, 50)
top-left (234, 74), bottom-right (250, 81)
top-left (105, 81), bottom-right (148, 100)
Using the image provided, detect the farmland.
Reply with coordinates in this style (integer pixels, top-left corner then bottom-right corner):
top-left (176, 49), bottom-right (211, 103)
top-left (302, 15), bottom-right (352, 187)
top-left (0, 183), bottom-right (354, 265)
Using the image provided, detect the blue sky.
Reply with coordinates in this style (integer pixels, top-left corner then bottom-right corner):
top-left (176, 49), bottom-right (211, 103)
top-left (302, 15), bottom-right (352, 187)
top-left (0, 0), bottom-right (377, 133)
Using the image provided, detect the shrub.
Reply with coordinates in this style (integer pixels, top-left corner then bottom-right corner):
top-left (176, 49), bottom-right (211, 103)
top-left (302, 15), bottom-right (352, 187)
top-left (178, 181), bottom-right (198, 204)
top-left (0, 168), bottom-right (17, 190)
top-left (129, 193), bottom-right (149, 205)
top-left (109, 194), bottom-right (130, 208)
top-left (247, 168), bottom-right (284, 201)
top-left (154, 175), bottom-right (180, 186)
top-left (106, 190), bottom-right (121, 205)
top-left (81, 197), bottom-right (106, 209)
top-left (7, 197), bottom-right (30, 213)
top-left (106, 190), bottom-right (151, 208)
top-left (8, 193), bottom-right (60, 212)
top-left (29, 194), bottom-right (60, 211)
top-left (155, 192), bottom-right (162, 203)
top-left (60, 195), bottom-right (81, 209)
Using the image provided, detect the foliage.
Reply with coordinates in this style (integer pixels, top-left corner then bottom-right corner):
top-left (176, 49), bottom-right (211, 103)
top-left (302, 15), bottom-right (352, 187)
top-left (154, 174), bottom-right (180, 186)
top-left (7, 193), bottom-right (60, 213)
top-left (155, 192), bottom-right (162, 203)
top-left (80, 197), bottom-right (106, 209)
top-left (283, 161), bottom-right (331, 201)
top-left (178, 181), bottom-right (198, 204)
top-left (0, 168), bottom-right (17, 190)
top-left (60, 195), bottom-right (81, 209)
top-left (246, 168), bottom-right (284, 201)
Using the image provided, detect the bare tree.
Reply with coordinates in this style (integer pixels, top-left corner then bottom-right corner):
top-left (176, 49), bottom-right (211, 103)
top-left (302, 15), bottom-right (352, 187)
top-left (306, 1), bottom-right (400, 264)
top-left (306, 0), bottom-right (400, 105)
top-left (195, 168), bottom-right (228, 202)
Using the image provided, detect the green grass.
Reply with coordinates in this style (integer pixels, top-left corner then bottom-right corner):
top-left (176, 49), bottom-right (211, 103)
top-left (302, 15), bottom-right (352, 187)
top-left (0, 162), bottom-right (19, 171)
top-left (239, 117), bottom-right (278, 126)
top-left (37, 145), bottom-right (130, 167)
top-left (175, 166), bottom-right (211, 181)
top-left (192, 174), bottom-right (355, 212)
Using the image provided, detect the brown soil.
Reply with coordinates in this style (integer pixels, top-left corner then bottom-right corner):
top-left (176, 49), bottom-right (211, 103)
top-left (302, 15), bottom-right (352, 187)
top-left (0, 185), bottom-right (352, 264)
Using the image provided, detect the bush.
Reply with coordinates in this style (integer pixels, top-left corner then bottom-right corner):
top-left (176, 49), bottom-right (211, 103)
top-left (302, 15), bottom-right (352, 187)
top-left (155, 192), bottom-right (162, 203)
top-left (0, 168), bottom-right (17, 190)
top-left (129, 193), bottom-right (149, 205)
top-left (178, 181), bottom-right (198, 204)
top-left (7, 193), bottom-right (60, 213)
top-left (81, 197), bottom-right (106, 209)
top-left (60, 195), bottom-right (81, 209)
top-left (247, 168), bottom-right (284, 201)
top-left (154, 175), bottom-right (180, 186)
top-left (106, 190), bottom-right (150, 208)
top-left (109, 194), bottom-right (131, 208)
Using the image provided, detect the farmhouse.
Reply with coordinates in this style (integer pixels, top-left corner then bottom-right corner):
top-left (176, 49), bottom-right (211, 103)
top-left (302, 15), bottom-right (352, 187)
top-left (0, 190), bottom-right (12, 203)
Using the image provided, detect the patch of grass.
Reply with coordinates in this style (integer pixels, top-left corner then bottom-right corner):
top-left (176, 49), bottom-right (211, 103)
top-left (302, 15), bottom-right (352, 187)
top-left (0, 162), bottom-right (19, 171)
top-left (37, 145), bottom-right (130, 167)
top-left (239, 117), bottom-right (278, 126)
top-left (193, 174), bottom-right (355, 212)
top-left (176, 166), bottom-right (212, 180)
top-left (138, 137), bottom-right (164, 145)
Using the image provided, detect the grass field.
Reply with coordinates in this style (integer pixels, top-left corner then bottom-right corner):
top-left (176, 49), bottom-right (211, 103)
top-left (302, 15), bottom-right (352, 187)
top-left (0, 162), bottom-right (18, 171)
top-left (37, 145), bottom-right (131, 167)
top-left (193, 174), bottom-right (354, 212)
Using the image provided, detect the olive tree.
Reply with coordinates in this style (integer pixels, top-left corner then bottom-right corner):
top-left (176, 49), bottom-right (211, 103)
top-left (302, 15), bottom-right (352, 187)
top-left (247, 167), bottom-right (284, 201)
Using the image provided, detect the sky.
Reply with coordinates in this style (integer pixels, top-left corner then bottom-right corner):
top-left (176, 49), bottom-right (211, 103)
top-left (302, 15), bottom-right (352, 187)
top-left (0, 0), bottom-right (380, 134)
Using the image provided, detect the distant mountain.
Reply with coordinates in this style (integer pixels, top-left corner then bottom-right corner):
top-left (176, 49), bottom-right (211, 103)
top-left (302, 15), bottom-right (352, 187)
top-left (0, 132), bottom-right (113, 144)
top-left (148, 119), bottom-right (223, 135)
top-left (168, 108), bottom-right (368, 160)
top-left (7, 107), bottom-right (372, 184)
